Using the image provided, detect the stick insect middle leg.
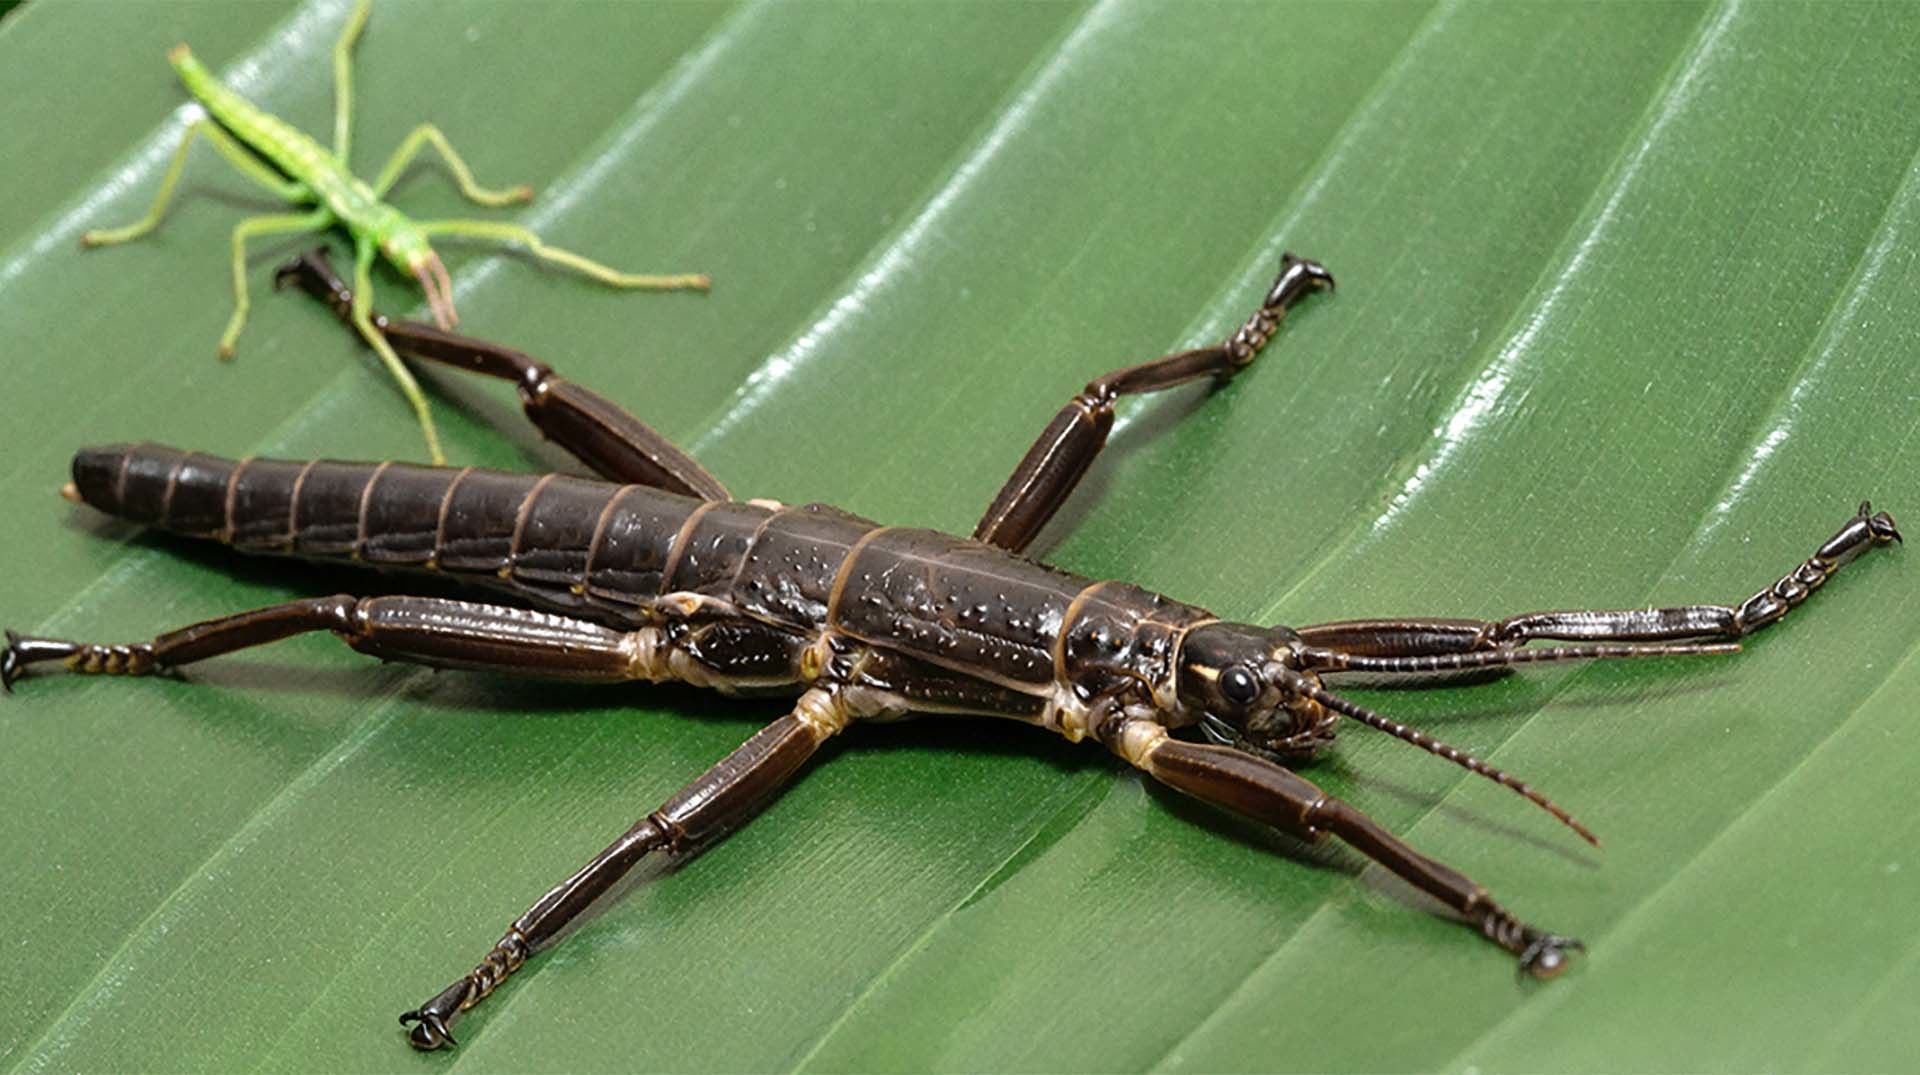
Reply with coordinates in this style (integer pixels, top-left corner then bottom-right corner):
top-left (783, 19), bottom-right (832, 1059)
top-left (400, 692), bottom-right (850, 1049)
top-left (372, 125), bottom-right (534, 209)
top-left (972, 255), bottom-right (1333, 554)
top-left (1295, 503), bottom-right (1901, 672)
top-left (276, 247), bottom-right (730, 498)
top-left (217, 208), bottom-right (335, 358)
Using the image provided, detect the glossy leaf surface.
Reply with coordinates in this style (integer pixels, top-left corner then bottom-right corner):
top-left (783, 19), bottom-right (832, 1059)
top-left (2, 2), bottom-right (1916, 1071)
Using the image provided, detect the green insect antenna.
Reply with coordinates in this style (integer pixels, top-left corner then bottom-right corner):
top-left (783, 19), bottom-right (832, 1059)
top-left (412, 250), bottom-right (457, 329)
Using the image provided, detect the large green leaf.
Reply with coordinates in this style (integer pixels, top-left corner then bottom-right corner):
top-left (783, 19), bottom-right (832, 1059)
top-left (3, 1), bottom-right (1915, 1070)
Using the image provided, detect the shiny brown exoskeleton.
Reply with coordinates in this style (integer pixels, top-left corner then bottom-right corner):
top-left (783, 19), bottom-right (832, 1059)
top-left (3, 250), bottom-right (1900, 1051)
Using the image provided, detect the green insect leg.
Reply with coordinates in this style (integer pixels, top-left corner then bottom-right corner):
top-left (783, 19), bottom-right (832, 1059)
top-left (217, 209), bottom-right (333, 360)
top-left (332, 0), bottom-right (372, 162)
top-left (371, 125), bottom-right (534, 208)
top-left (352, 237), bottom-right (446, 465)
top-left (418, 218), bottom-right (710, 291)
top-left (81, 120), bottom-right (311, 249)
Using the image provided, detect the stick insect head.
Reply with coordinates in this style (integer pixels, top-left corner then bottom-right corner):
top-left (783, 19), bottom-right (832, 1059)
top-left (1176, 622), bottom-right (1337, 761)
top-left (380, 224), bottom-right (458, 330)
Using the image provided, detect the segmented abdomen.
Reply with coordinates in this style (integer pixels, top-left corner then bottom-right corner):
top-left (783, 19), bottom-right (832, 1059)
top-left (71, 445), bottom-right (1216, 695)
top-left (71, 444), bottom-right (711, 626)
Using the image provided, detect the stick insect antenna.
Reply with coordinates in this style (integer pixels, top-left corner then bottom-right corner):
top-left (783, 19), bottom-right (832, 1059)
top-left (1274, 667), bottom-right (1602, 847)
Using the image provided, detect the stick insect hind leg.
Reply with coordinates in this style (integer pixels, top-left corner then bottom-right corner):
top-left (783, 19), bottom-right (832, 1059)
top-left (276, 247), bottom-right (730, 497)
top-left (0, 593), bottom-right (851, 1050)
top-left (79, 119), bottom-right (314, 251)
top-left (4, 594), bottom-right (683, 693)
top-left (80, 117), bottom-right (326, 360)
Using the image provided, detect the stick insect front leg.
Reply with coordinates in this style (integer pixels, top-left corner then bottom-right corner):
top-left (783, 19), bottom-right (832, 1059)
top-left (972, 255), bottom-right (1333, 554)
top-left (1114, 720), bottom-right (1581, 976)
top-left (1296, 503), bottom-right (1902, 672)
top-left (276, 247), bottom-right (730, 498)
top-left (418, 218), bottom-right (711, 293)
top-left (350, 237), bottom-right (446, 465)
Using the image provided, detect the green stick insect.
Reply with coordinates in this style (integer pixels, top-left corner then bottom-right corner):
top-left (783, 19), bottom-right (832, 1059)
top-left (81, 0), bottom-right (708, 464)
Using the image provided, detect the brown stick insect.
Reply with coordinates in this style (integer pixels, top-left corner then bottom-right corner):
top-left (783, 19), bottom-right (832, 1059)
top-left (3, 248), bottom-right (1898, 1050)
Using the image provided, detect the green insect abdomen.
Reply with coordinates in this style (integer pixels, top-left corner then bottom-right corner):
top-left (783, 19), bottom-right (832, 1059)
top-left (169, 46), bottom-right (331, 192)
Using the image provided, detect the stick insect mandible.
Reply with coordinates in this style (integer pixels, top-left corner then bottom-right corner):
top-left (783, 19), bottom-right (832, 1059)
top-left (80, 0), bottom-right (709, 466)
top-left (3, 248), bottom-right (1900, 1051)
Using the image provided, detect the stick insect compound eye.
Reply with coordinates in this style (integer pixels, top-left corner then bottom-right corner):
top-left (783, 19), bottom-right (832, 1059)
top-left (1219, 663), bottom-right (1260, 705)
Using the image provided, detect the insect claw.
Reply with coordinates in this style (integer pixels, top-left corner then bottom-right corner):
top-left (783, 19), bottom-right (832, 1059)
top-left (1866, 504), bottom-right (1902, 545)
top-left (399, 1007), bottom-right (457, 1050)
top-left (400, 979), bottom-right (470, 1050)
top-left (2, 630), bottom-right (21, 693)
top-left (1516, 933), bottom-right (1584, 981)
top-left (1267, 253), bottom-right (1335, 309)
